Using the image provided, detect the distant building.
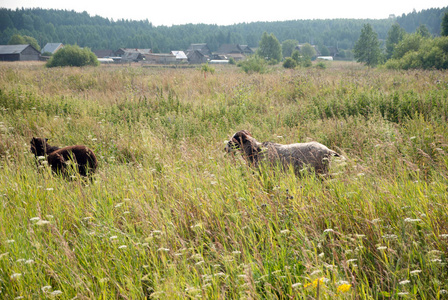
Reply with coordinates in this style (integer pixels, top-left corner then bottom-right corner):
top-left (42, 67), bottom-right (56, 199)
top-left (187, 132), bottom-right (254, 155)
top-left (0, 44), bottom-right (41, 61)
top-left (115, 48), bottom-right (152, 57)
top-left (145, 53), bottom-right (177, 64)
top-left (187, 50), bottom-right (207, 64)
top-left (171, 51), bottom-right (188, 63)
top-left (93, 49), bottom-right (115, 58)
top-left (41, 43), bottom-right (63, 54)
top-left (216, 44), bottom-right (252, 61)
top-left (186, 44), bottom-right (211, 57)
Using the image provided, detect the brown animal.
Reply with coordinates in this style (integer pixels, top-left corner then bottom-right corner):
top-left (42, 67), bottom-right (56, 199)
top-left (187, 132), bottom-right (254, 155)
top-left (225, 130), bottom-right (340, 176)
top-left (30, 137), bottom-right (98, 177)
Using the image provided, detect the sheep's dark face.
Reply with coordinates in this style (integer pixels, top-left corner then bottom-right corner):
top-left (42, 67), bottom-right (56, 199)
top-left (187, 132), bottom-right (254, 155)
top-left (224, 130), bottom-right (251, 153)
top-left (30, 137), bottom-right (48, 157)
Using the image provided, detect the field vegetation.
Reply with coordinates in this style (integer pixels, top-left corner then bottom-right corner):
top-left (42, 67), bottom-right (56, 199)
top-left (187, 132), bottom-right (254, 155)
top-left (0, 61), bottom-right (447, 299)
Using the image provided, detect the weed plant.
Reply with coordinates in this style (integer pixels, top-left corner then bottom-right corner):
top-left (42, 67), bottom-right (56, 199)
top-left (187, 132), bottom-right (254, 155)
top-left (0, 62), bottom-right (447, 298)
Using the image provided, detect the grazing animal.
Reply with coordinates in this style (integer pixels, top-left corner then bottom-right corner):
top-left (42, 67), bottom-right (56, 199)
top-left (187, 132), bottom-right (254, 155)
top-left (30, 137), bottom-right (98, 177)
top-left (225, 130), bottom-right (340, 176)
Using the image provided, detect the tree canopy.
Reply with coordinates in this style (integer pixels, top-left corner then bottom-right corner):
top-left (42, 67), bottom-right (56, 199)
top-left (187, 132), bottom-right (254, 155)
top-left (257, 32), bottom-right (282, 62)
top-left (353, 24), bottom-right (382, 67)
top-left (46, 44), bottom-right (99, 67)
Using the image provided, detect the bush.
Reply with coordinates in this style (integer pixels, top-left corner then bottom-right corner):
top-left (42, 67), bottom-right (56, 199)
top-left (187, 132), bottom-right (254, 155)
top-left (46, 45), bottom-right (99, 68)
top-left (282, 57), bottom-right (297, 69)
top-left (237, 55), bottom-right (268, 74)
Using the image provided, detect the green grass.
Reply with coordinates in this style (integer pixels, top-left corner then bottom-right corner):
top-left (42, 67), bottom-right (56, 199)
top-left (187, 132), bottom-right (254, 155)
top-left (0, 61), bottom-right (447, 299)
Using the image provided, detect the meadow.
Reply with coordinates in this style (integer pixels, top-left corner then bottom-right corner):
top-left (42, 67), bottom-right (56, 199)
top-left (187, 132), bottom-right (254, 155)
top-left (0, 61), bottom-right (447, 299)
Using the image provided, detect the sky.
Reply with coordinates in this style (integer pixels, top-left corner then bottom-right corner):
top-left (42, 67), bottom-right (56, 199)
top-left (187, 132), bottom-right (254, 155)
top-left (1, 0), bottom-right (447, 26)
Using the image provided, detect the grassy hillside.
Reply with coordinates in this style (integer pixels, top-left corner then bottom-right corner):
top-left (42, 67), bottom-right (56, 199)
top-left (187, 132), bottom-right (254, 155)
top-left (0, 61), bottom-right (447, 298)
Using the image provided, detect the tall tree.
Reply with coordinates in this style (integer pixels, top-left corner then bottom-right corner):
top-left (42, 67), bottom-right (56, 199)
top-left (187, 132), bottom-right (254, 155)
top-left (353, 23), bottom-right (382, 67)
top-left (257, 32), bottom-right (282, 62)
top-left (416, 24), bottom-right (431, 37)
top-left (386, 23), bottom-right (406, 59)
top-left (282, 39), bottom-right (298, 58)
top-left (441, 11), bottom-right (448, 36)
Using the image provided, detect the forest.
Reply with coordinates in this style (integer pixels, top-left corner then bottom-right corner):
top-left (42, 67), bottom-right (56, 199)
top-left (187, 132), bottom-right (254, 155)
top-left (0, 6), bottom-right (446, 52)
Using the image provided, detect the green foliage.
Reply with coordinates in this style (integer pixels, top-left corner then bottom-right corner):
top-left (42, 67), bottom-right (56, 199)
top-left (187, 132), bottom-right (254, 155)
top-left (300, 43), bottom-right (316, 58)
top-left (200, 63), bottom-right (215, 75)
top-left (237, 55), bottom-right (268, 73)
top-left (8, 34), bottom-right (40, 51)
top-left (442, 11), bottom-right (448, 36)
top-left (386, 23), bottom-right (406, 59)
top-left (282, 57), bottom-right (297, 69)
top-left (1, 64), bottom-right (448, 298)
top-left (385, 36), bottom-right (448, 70)
top-left (257, 32), bottom-right (282, 62)
top-left (281, 39), bottom-right (298, 58)
top-left (228, 57), bottom-right (236, 65)
top-left (315, 61), bottom-right (326, 69)
top-left (318, 44), bottom-right (330, 56)
top-left (46, 45), bottom-right (99, 68)
top-left (353, 23), bottom-right (382, 67)
top-left (416, 24), bottom-right (431, 37)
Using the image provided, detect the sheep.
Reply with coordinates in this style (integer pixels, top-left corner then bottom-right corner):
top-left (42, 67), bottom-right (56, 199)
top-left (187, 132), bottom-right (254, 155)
top-left (30, 137), bottom-right (98, 177)
top-left (224, 130), bottom-right (340, 176)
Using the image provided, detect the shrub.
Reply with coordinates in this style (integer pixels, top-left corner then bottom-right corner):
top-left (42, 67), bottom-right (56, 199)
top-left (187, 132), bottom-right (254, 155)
top-left (282, 57), bottom-right (297, 69)
top-left (237, 55), bottom-right (268, 74)
top-left (46, 45), bottom-right (99, 68)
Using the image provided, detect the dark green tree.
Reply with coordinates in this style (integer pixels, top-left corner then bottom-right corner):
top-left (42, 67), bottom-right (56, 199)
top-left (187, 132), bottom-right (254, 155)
top-left (386, 23), bottom-right (406, 59)
top-left (8, 34), bottom-right (40, 51)
top-left (257, 32), bottom-right (282, 63)
top-left (416, 24), bottom-right (431, 37)
top-left (281, 39), bottom-right (298, 58)
top-left (300, 43), bottom-right (316, 58)
top-left (353, 23), bottom-right (382, 67)
top-left (46, 45), bottom-right (99, 67)
top-left (442, 11), bottom-right (448, 36)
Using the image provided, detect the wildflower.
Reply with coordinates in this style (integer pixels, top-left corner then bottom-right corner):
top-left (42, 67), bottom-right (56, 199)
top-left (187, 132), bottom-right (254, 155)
top-left (157, 248), bottom-right (169, 252)
top-left (195, 261), bottom-right (205, 266)
top-left (41, 285), bottom-right (52, 292)
top-left (280, 229), bottom-right (290, 234)
top-left (410, 270), bottom-right (422, 275)
top-left (398, 292), bottom-right (409, 296)
top-left (118, 245), bottom-right (127, 249)
top-left (439, 234), bottom-right (448, 239)
top-left (6, 239), bottom-right (15, 243)
top-left (35, 220), bottom-right (50, 226)
top-left (304, 277), bottom-right (325, 288)
top-left (232, 251), bottom-right (241, 254)
top-left (50, 290), bottom-right (62, 296)
top-left (46, 188), bottom-right (54, 191)
top-left (214, 272), bottom-right (226, 277)
top-left (323, 228), bottom-right (334, 233)
top-left (346, 259), bottom-right (357, 263)
top-left (114, 202), bottom-right (124, 208)
top-left (292, 282), bottom-right (302, 288)
top-left (377, 246), bottom-right (387, 250)
top-left (109, 236), bottom-right (118, 241)
top-left (30, 217), bottom-right (40, 222)
top-left (399, 280), bottom-right (410, 285)
top-left (10, 273), bottom-right (22, 279)
top-left (25, 259), bottom-right (34, 264)
top-left (404, 218), bottom-right (421, 223)
top-left (337, 283), bottom-right (352, 293)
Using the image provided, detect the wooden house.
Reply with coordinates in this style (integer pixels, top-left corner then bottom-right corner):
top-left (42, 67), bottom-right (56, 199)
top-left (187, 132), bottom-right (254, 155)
top-left (0, 44), bottom-right (40, 61)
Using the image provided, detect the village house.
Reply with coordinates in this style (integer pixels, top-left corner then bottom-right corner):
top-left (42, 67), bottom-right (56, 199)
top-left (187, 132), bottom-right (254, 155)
top-left (216, 44), bottom-right (252, 61)
top-left (186, 44), bottom-right (211, 57)
top-left (0, 44), bottom-right (41, 61)
top-left (145, 53), bottom-right (177, 64)
top-left (41, 43), bottom-right (63, 55)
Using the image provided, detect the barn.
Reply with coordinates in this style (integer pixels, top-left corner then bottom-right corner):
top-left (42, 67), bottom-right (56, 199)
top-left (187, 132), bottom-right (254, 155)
top-left (0, 44), bottom-right (41, 61)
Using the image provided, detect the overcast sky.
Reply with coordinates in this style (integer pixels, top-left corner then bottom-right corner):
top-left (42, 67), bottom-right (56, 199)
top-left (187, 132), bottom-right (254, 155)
top-left (1, 0), bottom-right (447, 26)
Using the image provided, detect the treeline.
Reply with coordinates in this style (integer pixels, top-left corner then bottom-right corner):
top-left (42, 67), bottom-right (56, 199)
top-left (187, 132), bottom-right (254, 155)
top-left (0, 7), bottom-right (446, 52)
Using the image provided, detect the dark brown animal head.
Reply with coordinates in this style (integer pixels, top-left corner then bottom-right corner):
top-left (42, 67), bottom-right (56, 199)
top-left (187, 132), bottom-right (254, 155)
top-left (225, 130), bottom-right (261, 165)
top-left (30, 137), bottom-right (49, 157)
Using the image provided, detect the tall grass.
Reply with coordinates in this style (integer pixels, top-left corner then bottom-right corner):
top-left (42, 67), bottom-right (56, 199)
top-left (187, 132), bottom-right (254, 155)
top-left (0, 62), bottom-right (447, 298)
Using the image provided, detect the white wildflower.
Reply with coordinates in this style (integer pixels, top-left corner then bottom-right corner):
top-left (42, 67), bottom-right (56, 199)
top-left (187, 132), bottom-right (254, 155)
top-left (157, 248), bottom-right (169, 252)
top-left (35, 220), bottom-right (50, 226)
top-left (346, 259), bottom-right (358, 263)
top-left (46, 188), bottom-right (54, 191)
top-left (439, 234), bottom-right (448, 239)
top-left (232, 251), bottom-right (241, 254)
top-left (10, 273), bottom-right (22, 279)
top-left (323, 228), bottom-right (334, 233)
top-left (398, 292), bottom-right (409, 296)
top-left (41, 285), bottom-right (52, 292)
top-left (25, 259), bottom-right (34, 264)
top-left (410, 270), bottom-right (422, 275)
top-left (377, 246), bottom-right (387, 250)
top-left (109, 236), bottom-right (118, 241)
top-left (195, 261), bottom-right (205, 266)
top-left (6, 239), bottom-right (15, 243)
top-left (118, 245), bottom-right (127, 249)
top-left (50, 290), bottom-right (62, 296)
top-left (30, 217), bottom-right (40, 222)
top-left (404, 218), bottom-right (421, 223)
top-left (399, 280), bottom-right (411, 285)
top-left (280, 229), bottom-right (290, 234)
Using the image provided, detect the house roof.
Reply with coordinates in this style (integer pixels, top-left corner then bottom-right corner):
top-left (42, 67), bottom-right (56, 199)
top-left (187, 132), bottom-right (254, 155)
top-left (0, 44), bottom-right (33, 54)
top-left (93, 49), bottom-right (115, 58)
top-left (171, 51), bottom-right (187, 59)
top-left (217, 44), bottom-right (244, 54)
top-left (41, 43), bottom-right (63, 54)
top-left (187, 44), bottom-right (211, 56)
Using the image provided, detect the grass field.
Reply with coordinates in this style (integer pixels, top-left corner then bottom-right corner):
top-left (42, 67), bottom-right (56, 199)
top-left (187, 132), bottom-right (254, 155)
top-left (0, 61), bottom-right (447, 299)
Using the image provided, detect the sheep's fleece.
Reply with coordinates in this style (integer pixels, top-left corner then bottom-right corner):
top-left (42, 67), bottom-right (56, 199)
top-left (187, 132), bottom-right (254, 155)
top-left (225, 130), bottom-right (340, 175)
